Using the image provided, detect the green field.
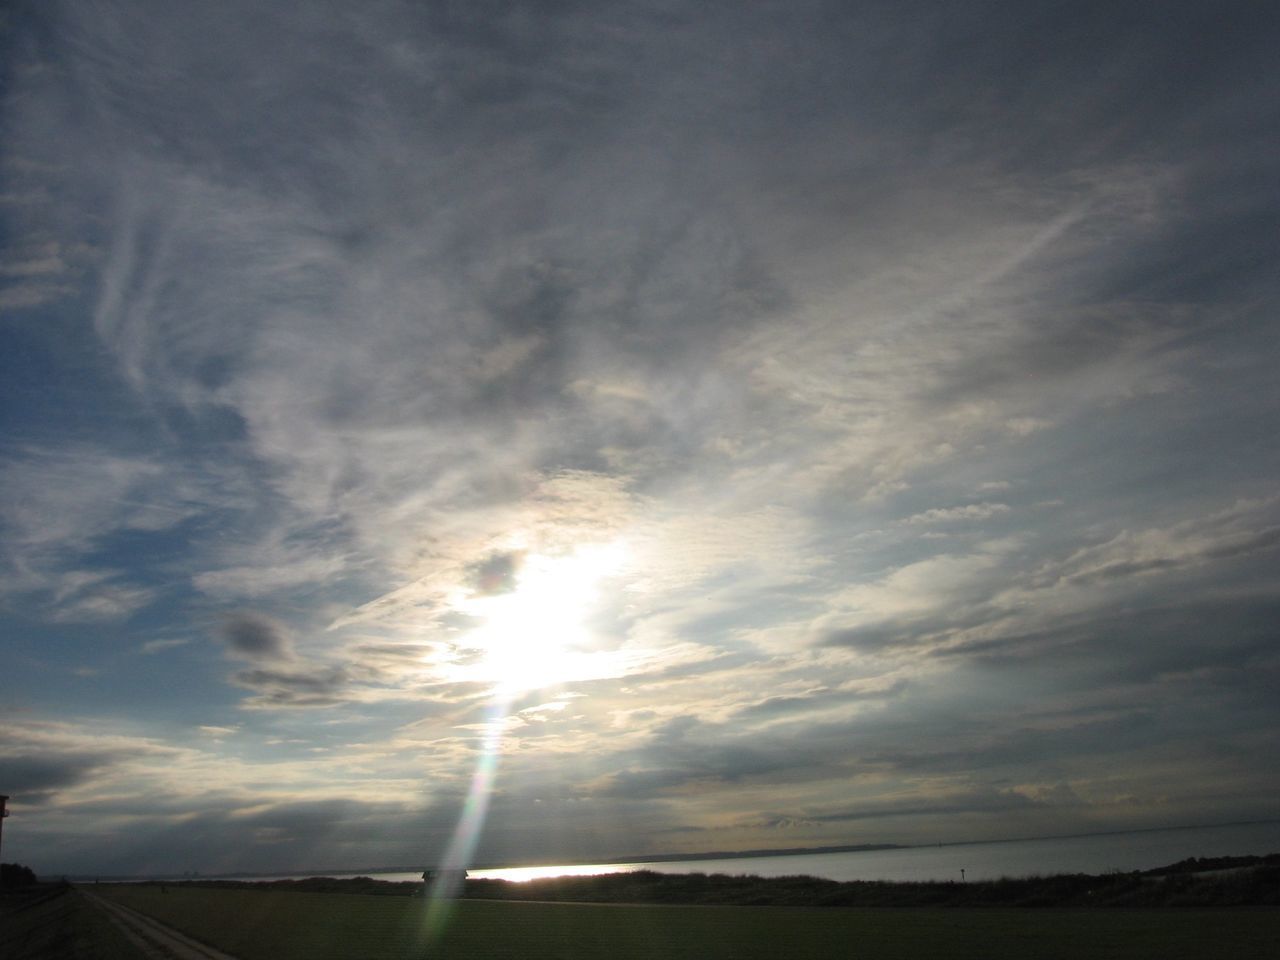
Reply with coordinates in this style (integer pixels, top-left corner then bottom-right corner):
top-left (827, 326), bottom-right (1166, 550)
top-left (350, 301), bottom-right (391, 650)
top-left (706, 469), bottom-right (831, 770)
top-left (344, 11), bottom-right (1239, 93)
top-left (90, 884), bottom-right (1280, 960)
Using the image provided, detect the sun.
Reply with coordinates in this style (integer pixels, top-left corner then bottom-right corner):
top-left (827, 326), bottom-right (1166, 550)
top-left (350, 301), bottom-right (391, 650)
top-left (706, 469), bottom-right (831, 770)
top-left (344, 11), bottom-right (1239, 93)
top-left (446, 541), bottom-right (629, 694)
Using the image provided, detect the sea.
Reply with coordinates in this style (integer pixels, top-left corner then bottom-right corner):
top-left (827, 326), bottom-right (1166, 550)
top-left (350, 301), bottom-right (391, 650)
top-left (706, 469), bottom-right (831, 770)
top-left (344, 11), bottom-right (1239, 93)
top-left (251, 819), bottom-right (1280, 886)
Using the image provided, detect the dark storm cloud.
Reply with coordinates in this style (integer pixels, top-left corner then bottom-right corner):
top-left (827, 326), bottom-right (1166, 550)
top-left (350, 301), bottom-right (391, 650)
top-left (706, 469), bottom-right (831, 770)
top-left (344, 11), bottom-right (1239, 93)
top-left (219, 612), bottom-right (292, 661)
top-left (0, 753), bottom-right (115, 804)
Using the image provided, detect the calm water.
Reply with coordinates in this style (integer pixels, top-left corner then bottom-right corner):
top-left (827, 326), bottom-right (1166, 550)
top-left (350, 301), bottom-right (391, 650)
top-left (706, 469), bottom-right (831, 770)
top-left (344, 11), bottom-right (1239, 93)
top-left (220, 820), bottom-right (1280, 886)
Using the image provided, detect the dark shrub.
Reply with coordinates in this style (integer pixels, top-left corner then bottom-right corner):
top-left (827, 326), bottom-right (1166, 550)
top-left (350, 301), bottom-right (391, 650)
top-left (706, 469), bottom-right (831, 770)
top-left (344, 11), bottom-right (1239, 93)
top-left (0, 862), bottom-right (37, 886)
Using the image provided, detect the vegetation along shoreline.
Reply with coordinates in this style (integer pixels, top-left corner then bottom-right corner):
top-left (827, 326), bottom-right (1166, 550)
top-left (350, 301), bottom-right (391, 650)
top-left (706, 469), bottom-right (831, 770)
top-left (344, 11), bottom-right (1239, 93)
top-left (149, 853), bottom-right (1280, 909)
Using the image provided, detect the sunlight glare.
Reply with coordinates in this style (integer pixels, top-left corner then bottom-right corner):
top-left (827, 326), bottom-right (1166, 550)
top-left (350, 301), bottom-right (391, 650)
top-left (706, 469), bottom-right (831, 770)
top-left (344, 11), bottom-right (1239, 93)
top-left (448, 541), bottom-right (629, 693)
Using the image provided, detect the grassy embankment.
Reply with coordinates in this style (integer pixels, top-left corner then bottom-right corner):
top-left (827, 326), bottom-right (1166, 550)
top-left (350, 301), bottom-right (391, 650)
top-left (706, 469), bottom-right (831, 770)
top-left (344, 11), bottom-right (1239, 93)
top-left (0, 884), bottom-right (146, 960)
top-left (92, 881), bottom-right (1280, 960)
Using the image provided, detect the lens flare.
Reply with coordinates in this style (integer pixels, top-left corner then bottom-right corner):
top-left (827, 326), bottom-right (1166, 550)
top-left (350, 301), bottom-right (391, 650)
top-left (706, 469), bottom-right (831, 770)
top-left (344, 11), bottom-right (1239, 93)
top-left (421, 699), bottom-right (507, 948)
top-left (421, 540), bottom-right (629, 948)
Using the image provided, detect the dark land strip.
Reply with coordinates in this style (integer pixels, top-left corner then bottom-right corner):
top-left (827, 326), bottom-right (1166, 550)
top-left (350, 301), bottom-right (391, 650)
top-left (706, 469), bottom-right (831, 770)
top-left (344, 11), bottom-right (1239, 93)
top-left (164, 852), bottom-right (1280, 908)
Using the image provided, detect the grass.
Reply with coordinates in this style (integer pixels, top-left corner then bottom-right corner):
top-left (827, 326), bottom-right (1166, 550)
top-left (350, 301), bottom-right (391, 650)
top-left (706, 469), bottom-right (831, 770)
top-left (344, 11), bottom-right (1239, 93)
top-left (91, 883), bottom-right (1280, 960)
top-left (0, 884), bottom-right (146, 960)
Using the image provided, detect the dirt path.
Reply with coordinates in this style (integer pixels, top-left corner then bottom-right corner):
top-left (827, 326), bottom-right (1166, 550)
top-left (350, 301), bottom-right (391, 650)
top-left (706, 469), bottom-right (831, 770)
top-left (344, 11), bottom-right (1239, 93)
top-left (80, 890), bottom-right (242, 960)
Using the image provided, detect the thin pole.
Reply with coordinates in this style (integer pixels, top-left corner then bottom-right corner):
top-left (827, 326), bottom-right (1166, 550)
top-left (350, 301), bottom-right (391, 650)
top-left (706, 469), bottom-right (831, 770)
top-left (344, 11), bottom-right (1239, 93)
top-left (0, 795), bottom-right (8, 866)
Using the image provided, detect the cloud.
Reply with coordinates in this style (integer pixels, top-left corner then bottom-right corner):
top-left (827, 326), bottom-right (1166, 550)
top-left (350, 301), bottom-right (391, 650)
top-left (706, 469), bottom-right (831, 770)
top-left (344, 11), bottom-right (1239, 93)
top-left (904, 503), bottom-right (1011, 525)
top-left (1005, 418), bottom-right (1052, 437)
top-left (732, 680), bottom-right (910, 721)
top-left (0, 753), bottom-right (114, 805)
top-left (3, 0), bottom-right (1280, 872)
top-left (585, 713), bottom-right (851, 800)
top-left (49, 577), bottom-right (157, 623)
top-left (220, 613), bottom-right (293, 662)
top-left (0, 240), bottom-right (69, 278)
top-left (818, 551), bottom-right (1006, 650)
top-left (0, 722), bottom-right (188, 809)
top-left (194, 555), bottom-right (349, 600)
top-left (464, 551), bottom-right (523, 597)
top-left (137, 638), bottom-right (191, 655)
top-left (760, 787), bottom-right (1045, 827)
top-left (0, 219), bottom-right (87, 310)
top-left (1047, 500), bottom-right (1280, 589)
top-left (216, 612), bottom-right (357, 707)
top-left (0, 445), bottom-right (214, 621)
top-left (231, 665), bottom-right (349, 709)
top-left (197, 726), bottom-right (238, 739)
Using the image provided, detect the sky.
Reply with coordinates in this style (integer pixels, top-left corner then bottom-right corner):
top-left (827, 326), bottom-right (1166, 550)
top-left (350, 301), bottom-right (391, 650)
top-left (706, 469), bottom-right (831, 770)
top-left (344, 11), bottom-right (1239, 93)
top-left (1, 0), bottom-right (1278, 877)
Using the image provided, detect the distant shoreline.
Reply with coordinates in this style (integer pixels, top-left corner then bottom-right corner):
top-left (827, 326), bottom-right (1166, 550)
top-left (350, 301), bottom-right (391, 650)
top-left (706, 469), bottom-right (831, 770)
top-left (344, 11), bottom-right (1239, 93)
top-left (98, 852), bottom-right (1280, 909)
top-left (61, 817), bottom-right (1280, 884)
top-left (61, 843), bottom-right (904, 883)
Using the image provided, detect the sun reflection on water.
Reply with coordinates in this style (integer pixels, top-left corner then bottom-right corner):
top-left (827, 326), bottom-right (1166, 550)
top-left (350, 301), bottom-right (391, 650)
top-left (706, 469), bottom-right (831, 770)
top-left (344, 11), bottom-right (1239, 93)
top-left (468, 862), bottom-right (645, 883)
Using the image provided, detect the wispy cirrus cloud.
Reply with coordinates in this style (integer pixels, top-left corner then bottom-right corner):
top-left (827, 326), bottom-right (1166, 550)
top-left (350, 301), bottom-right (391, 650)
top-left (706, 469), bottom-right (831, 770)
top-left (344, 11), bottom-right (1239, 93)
top-left (3, 0), bottom-right (1279, 873)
